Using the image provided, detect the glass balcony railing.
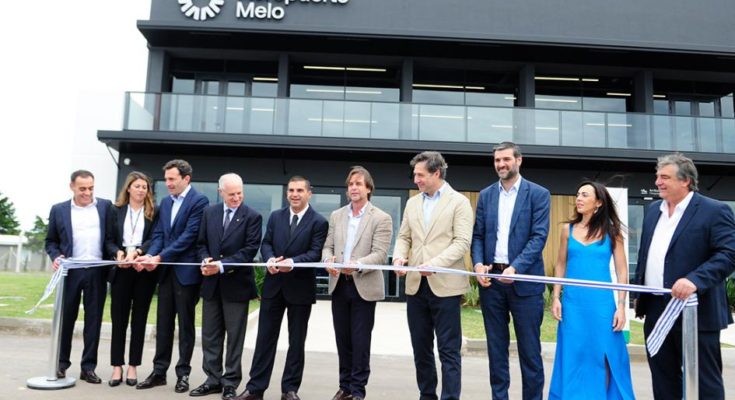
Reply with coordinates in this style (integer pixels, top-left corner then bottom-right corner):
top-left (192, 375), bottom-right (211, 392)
top-left (124, 92), bottom-right (735, 153)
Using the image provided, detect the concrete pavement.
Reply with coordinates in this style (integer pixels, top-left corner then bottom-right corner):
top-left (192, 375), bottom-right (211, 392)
top-left (1, 300), bottom-right (734, 399)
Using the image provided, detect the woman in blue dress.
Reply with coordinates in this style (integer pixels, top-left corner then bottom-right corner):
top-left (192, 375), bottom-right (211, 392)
top-left (549, 181), bottom-right (635, 399)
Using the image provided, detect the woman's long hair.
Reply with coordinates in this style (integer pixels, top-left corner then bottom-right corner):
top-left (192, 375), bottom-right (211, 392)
top-left (568, 181), bottom-right (626, 250)
top-left (115, 171), bottom-right (155, 220)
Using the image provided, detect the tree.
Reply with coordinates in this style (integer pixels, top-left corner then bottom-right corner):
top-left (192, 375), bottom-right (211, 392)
top-left (0, 192), bottom-right (20, 235)
top-left (25, 215), bottom-right (48, 252)
top-left (25, 215), bottom-right (49, 271)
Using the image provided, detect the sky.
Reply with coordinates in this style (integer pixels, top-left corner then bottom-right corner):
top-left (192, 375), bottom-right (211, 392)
top-left (1, 1), bottom-right (151, 231)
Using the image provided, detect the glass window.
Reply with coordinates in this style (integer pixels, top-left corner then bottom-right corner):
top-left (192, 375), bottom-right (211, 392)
top-left (413, 67), bottom-right (516, 107)
top-left (371, 195), bottom-right (402, 256)
top-left (289, 64), bottom-right (400, 102)
top-left (654, 80), bottom-right (735, 117)
top-left (535, 75), bottom-right (632, 112)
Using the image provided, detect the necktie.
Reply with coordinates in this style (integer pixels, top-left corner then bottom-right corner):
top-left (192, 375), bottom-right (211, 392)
top-left (223, 208), bottom-right (233, 232)
top-left (290, 214), bottom-right (298, 236)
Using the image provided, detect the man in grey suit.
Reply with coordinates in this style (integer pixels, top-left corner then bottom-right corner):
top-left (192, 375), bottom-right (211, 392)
top-left (323, 166), bottom-right (393, 400)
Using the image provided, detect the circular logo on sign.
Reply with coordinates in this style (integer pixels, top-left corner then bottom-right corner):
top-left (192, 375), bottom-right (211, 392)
top-left (178, 0), bottom-right (225, 21)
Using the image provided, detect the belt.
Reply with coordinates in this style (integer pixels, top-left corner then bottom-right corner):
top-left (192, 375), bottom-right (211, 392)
top-left (491, 263), bottom-right (509, 273)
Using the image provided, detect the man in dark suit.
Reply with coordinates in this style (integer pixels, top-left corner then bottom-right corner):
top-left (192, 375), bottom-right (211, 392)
top-left (45, 169), bottom-right (114, 384)
top-left (135, 159), bottom-right (209, 393)
top-left (471, 142), bottom-right (550, 400)
top-left (235, 176), bottom-right (329, 400)
top-left (190, 173), bottom-right (262, 400)
top-left (635, 153), bottom-right (735, 400)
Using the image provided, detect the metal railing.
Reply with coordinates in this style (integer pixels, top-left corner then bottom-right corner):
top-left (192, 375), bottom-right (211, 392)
top-left (123, 92), bottom-right (735, 154)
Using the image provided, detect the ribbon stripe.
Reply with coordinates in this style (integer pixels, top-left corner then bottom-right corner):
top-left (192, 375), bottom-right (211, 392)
top-left (30, 258), bottom-right (695, 355)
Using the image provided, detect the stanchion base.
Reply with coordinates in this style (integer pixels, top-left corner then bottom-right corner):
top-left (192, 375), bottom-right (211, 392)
top-left (26, 376), bottom-right (76, 390)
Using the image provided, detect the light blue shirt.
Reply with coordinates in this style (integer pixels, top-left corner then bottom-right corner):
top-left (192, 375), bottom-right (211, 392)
top-left (170, 184), bottom-right (192, 227)
top-left (494, 176), bottom-right (522, 264)
top-left (343, 202), bottom-right (367, 263)
top-left (422, 182), bottom-right (446, 228)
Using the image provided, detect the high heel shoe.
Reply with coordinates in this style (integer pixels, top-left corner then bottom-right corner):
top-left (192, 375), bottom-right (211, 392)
top-left (109, 366), bottom-right (123, 387)
top-left (126, 366), bottom-right (138, 386)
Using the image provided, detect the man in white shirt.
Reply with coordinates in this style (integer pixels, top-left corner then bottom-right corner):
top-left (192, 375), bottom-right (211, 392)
top-left (635, 153), bottom-right (735, 399)
top-left (471, 142), bottom-right (551, 400)
top-left (45, 170), bottom-right (115, 384)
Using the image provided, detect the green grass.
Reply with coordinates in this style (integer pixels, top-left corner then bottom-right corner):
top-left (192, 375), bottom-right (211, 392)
top-left (0, 271), bottom-right (259, 327)
top-left (461, 305), bottom-right (646, 345)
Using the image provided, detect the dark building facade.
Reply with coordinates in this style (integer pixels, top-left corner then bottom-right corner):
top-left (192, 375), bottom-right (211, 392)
top-left (99, 0), bottom-right (735, 299)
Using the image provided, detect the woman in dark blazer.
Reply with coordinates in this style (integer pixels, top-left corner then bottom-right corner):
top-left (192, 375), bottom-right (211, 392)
top-left (105, 171), bottom-right (158, 387)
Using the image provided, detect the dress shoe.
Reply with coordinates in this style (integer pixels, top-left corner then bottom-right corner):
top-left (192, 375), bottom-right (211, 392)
top-left (175, 375), bottom-right (190, 393)
top-left (56, 369), bottom-right (66, 379)
top-left (281, 391), bottom-right (301, 400)
top-left (109, 377), bottom-right (122, 387)
top-left (80, 370), bottom-right (102, 384)
top-left (190, 382), bottom-right (223, 396)
top-left (222, 386), bottom-right (237, 399)
top-left (331, 389), bottom-right (353, 400)
top-left (232, 390), bottom-right (263, 400)
top-left (136, 372), bottom-right (167, 389)
top-left (352, 397), bottom-right (364, 400)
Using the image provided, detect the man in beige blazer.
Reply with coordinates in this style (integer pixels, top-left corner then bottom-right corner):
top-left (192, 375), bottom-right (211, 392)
top-left (323, 166), bottom-right (393, 400)
top-left (393, 151), bottom-right (472, 400)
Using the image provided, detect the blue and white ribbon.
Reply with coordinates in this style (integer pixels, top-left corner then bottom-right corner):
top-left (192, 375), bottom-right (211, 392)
top-left (646, 294), bottom-right (698, 357)
top-left (31, 259), bottom-right (686, 353)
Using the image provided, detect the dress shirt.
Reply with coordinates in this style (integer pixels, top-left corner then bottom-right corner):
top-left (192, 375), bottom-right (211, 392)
top-left (122, 205), bottom-right (145, 247)
top-left (70, 198), bottom-right (103, 261)
top-left (422, 182), bottom-right (447, 228)
top-left (170, 184), bottom-right (192, 227)
top-left (644, 191), bottom-right (694, 289)
top-left (223, 204), bottom-right (236, 228)
top-left (289, 204), bottom-right (309, 228)
top-left (342, 202), bottom-right (367, 264)
top-left (494, 176), bottom-right (522, 264)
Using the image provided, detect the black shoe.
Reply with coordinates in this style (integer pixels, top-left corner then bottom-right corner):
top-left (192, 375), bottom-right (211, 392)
top-left (137, 372), bottom-right (167, 389)
top-left (175, 375), bottom-right (190, 393)
top-left (232, 390), bottom-right (263, 400)
top-left (126, 377), bottom-right (138, 386)
top-left (109, 378), bottom-right (122, 387)
top-left (80, 370), bottom-right (102, 384)
top-left (222, 386), bottom-right (237, 399)
top-left (56, 369), bottom-right (66, 379)
top-left (281, 391), bottom-right (301, 400)
top-left (189, 382), bottom-right (223, 396)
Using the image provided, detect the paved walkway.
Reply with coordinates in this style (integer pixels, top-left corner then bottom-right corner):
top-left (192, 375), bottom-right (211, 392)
top-left (1, 301), bottom-right (734, 399)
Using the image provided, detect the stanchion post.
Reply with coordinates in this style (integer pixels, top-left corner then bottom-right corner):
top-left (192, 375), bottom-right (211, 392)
top-left (682, 300), bottom-right (698, 400)
top-left (26, 267), bottom-right (76, 389)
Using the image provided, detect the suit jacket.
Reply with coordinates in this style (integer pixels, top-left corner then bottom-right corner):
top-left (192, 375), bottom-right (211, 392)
top-left (393, 182), bottom-right (473, 297)
top-left (635, 192), bottom-right (735, 331)
top-left (260, 205), bottom-right (329, 305)
top-left (197, 203), bottom-right (263, 302)
top-left (147, 186), bottom-right (210, 286)
top-left (322, 202), bottom-right (393, 301)
top-left (105, 204), bottom-right (158, 283)
top-left (45, 198), bottom-right (115, 263)
top-left (471, 178), bottom-right (551, 296)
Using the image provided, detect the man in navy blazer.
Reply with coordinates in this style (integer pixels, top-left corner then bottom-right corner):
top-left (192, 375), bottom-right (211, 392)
top-left (135, 159), bottom-right (209, 393)
top-left (190, 173), bottom-right (262, 399)
top-left (635, 153), bottom-right (735, 400)
top-left (471, 142), bottom-right (550, 400)
top-left (45, 169), bottom-right (114, 383)
top-left (236, 176), bottom-right (328, 400)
